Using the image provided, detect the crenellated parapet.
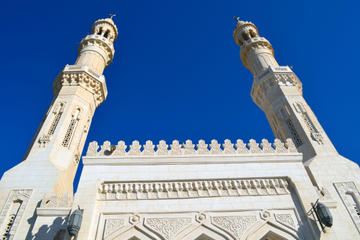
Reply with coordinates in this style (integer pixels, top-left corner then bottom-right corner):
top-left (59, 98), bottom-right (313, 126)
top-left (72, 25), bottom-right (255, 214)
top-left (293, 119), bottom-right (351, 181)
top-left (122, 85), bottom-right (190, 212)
top-left (85, 138), bottom-right (297, 157)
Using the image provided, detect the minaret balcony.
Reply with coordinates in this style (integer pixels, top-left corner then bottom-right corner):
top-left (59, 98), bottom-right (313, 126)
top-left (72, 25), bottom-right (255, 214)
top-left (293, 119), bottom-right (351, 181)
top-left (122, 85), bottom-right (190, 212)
top-left (251, 66), bottom-right (303, 109)
top-left (78, 34), bottom-right (115, 67)
top-left (52, 64), bottom-right (108, 107)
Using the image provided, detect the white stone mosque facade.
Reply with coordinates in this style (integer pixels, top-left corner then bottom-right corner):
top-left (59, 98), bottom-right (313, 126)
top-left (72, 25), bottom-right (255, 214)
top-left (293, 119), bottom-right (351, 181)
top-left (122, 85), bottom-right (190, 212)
top-left (0, 16), bottom-right (359, 240)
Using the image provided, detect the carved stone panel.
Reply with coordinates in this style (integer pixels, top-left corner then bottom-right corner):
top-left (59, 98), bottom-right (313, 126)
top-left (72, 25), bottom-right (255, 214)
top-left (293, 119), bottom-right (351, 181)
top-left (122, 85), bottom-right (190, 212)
top-left (98, 209), bottom-right (302, 240)
top-left (211, 215), bottom-right (257, 239)
top-left (104, 218), bottom-right (125, 238)
top-left (275, 213), bottom-right (296, 229)
top-left (144, 217), bottom-right (192, 240)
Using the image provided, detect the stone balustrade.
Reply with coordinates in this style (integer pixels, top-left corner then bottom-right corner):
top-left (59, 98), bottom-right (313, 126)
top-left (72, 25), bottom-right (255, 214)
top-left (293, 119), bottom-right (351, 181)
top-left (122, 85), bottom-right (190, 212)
top-left (85, 138), bottom-right (297, 157)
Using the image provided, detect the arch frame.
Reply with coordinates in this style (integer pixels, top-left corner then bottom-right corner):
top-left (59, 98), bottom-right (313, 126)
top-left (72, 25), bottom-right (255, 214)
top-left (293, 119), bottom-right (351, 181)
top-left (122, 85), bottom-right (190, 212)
top-left (105, 224), bottom-right (160, 240)
top-left (175, 223), bottom-right (230, 240)
top-left (241, 219), bottom-right (299, 240)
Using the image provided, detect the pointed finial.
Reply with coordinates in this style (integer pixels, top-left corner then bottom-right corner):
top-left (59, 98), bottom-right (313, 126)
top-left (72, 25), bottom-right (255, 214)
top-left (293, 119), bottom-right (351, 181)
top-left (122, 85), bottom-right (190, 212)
top-left (233, 16), bottom-right (240, 22)
top-left (109, 14), bottom-right (116, 19)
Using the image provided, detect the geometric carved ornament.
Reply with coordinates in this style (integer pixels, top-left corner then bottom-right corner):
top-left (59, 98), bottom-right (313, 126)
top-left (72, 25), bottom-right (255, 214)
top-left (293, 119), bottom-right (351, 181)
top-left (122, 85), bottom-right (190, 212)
top-left (211, 215), bottom-right (257, 239)
top-left (100, 210), bottom-right (299, 240)
top-left (144, 217), bottom-right (192, 240)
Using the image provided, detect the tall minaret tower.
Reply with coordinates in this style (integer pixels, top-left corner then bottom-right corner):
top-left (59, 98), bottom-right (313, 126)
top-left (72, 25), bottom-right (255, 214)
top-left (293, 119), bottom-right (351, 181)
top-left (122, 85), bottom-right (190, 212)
top-left (0, 17), bottom-right (117, 239)
top-left (233, 18), bottom-right (337, 162)
top-left (233, 19), bottom-right (360, 238)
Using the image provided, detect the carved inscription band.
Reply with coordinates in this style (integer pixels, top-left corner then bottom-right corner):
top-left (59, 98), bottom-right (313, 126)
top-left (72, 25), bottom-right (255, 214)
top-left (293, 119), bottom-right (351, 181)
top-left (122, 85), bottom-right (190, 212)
top-left (98, 177), bottom-right (290, 201)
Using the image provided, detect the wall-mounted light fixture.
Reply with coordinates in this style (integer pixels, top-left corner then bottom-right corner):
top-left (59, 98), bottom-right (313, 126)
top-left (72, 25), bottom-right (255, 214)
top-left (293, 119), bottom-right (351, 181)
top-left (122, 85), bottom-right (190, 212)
top-left (67, 206), bottom-right (83, 240)
top-left (308, 199), bottom-right (333, 232)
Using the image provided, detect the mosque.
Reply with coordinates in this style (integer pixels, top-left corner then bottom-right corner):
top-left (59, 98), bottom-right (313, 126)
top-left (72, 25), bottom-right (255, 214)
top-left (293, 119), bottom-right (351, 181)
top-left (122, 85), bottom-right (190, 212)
top-left (0, 16), bottom-right (359, 240)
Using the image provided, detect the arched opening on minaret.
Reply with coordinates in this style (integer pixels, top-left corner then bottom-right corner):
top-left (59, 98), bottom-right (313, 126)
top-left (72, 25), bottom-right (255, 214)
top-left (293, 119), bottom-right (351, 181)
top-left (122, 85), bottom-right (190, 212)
top-left (249, 29), bottom-right (257, 38)
top-left (104, 30), bottom-right (110, 39)
top-left (242, 32), bottom-right (250, 41)
top-left (97, 27), bottom-right (103, 35)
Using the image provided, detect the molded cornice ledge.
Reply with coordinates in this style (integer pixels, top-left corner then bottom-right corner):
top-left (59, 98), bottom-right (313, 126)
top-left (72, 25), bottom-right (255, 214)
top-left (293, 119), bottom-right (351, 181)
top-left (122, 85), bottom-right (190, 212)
top-left (36, 208), bottom-right (71, 216)
top-left (83, 154), bottom-right (302, 166)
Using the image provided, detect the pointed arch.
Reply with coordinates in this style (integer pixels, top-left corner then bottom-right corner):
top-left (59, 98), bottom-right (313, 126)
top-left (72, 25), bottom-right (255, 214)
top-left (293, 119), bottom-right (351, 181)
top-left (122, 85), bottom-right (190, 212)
top-left (195, 233), bottom-right (217, 240)
top-left (176, 224), bottom-right (229, 240)
top-left (242, 220), bottom-right (299, 240)
top-left (260, 231), bottom-right (287, 240)
top-left (249, 29), bottom-right (257, 38)
top-left (107, 225), bottom-right (159, 240)
top-left (128, 237), bottom-right (141, 240)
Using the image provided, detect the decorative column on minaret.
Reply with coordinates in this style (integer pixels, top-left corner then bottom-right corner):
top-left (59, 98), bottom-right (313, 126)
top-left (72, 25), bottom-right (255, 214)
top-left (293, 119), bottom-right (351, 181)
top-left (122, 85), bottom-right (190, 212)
top-left (233, 18), bottom-right (337, 161)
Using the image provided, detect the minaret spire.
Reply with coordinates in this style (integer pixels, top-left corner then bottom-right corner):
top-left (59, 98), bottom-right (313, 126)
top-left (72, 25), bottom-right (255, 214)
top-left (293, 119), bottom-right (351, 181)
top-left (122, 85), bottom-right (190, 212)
top-left (233, 20), bottom-right (337, 161)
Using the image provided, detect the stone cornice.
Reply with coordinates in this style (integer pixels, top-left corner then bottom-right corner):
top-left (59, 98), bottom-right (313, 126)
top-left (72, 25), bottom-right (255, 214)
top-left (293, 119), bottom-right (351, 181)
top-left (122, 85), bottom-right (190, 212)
top-left (83, 154), bottom-right (302, 166)
top-left (53, 64), bottom-right (107, 107)
top-left (36, 208), bottom-right (71, 216)
top-left (97, 177), bottom-right (291, 201)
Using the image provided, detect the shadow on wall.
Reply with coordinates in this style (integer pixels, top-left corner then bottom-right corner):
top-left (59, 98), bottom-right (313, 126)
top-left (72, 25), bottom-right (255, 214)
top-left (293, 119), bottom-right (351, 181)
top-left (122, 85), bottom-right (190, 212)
top-left (30, 217), bottom-right (70, 240)
top-left (289, 182), bottom-right (321, 240)
top-left (25, 201), bottom-right (40, 240)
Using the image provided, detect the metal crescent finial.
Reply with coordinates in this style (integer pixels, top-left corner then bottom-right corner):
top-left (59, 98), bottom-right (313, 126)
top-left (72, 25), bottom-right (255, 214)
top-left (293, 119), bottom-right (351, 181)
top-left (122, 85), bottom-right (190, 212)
top-left (109, 14), bottom-right (116, 19)
top-left (233, 16), bottom-right (240, 22)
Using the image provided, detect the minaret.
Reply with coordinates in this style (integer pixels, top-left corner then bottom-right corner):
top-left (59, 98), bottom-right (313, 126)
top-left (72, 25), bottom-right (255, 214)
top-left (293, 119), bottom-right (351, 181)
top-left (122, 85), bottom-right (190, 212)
top-left (233, 18), bottom-right (337, 162)
top-left (0, 17), bottom-right (117, 239)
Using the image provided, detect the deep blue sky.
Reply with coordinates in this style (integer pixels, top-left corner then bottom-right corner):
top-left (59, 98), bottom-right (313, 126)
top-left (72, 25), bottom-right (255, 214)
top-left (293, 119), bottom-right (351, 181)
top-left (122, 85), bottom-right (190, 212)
top-left (1, 0), bottom-right (359, 191)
